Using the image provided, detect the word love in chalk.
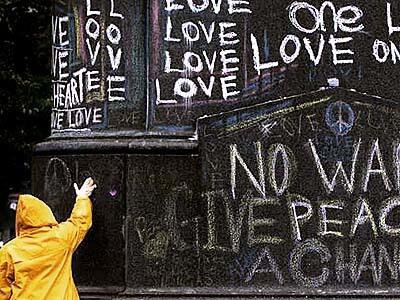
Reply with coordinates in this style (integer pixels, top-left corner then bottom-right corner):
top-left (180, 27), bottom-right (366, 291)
top-left (85, 0), bottom-right (123, 69)
top-left (157, 49), bottom-right (241, 101)
top-left (164, 0), bottom-right (252, 14)
top-left (51, 106), bottom-right (103, 130)
top-left (251, 1), bottom-right (364, 73)
top-left (85, 0), bottom-right (125, 102)
top-left (252, 1), bottom-right (400, 72)
top-left (156, 0), bottom-right (251, 103)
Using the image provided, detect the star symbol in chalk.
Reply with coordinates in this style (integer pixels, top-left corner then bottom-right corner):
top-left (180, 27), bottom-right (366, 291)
top-left (260, 121), bottom-right (277, 137)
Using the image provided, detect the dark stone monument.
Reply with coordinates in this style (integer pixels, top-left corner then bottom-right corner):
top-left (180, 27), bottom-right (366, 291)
top-left (32, 0), bottom-right (400, 298)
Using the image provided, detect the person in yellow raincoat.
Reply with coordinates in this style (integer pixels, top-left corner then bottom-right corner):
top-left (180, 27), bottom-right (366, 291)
top-left (0, 177), bottom-right (96, 300)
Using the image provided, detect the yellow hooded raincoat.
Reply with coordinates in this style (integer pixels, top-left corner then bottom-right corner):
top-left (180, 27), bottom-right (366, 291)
top-left (0, 194), bottom-right (92, 300)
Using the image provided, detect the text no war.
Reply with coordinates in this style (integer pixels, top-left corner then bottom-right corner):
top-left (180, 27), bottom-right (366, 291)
top-left (203, 138), bottom-right (400, 251)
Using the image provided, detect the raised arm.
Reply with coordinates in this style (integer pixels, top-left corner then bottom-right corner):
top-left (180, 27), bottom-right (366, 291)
top-left (58, 177), bottom-right (97, 251)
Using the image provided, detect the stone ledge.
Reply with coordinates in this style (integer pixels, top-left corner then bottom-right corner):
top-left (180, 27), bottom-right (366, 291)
top-left (34, 136), bottom-right (198, 155)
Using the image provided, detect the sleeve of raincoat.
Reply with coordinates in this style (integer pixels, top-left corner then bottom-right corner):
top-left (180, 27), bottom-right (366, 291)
top-left (0, 248), bottom-right (13, 300)
top-left (58, 195), bottom-right (93, 252)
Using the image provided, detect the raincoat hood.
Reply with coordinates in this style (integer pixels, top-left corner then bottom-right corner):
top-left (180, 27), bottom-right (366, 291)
top-left (1, 194), bottom-right (92, 300)
top-left (16, 194), bottom-right (58, 236)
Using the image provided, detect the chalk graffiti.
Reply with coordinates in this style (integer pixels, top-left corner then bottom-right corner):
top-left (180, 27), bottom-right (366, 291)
top-left (134, 182), bottom-right (201, 260)
top-left (155, 0), bottom-right (251, 105)
top-left (325, 101), bottom-right (355, 136)
top-left (44, 157), bottom-right (72, 199)
top-left (147, 0), bottom-right (400, 129)
top-left (51, 0), bottom-right (126, 131)
top-left (196, 90), bottom-right (400, 288)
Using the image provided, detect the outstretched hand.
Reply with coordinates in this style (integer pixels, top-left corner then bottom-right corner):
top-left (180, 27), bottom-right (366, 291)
top-left (74, 177), bottom-right (97, 197)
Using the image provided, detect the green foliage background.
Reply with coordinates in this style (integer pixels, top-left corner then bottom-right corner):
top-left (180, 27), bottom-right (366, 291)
top-left (0, 1), bottom-right (51, 201)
